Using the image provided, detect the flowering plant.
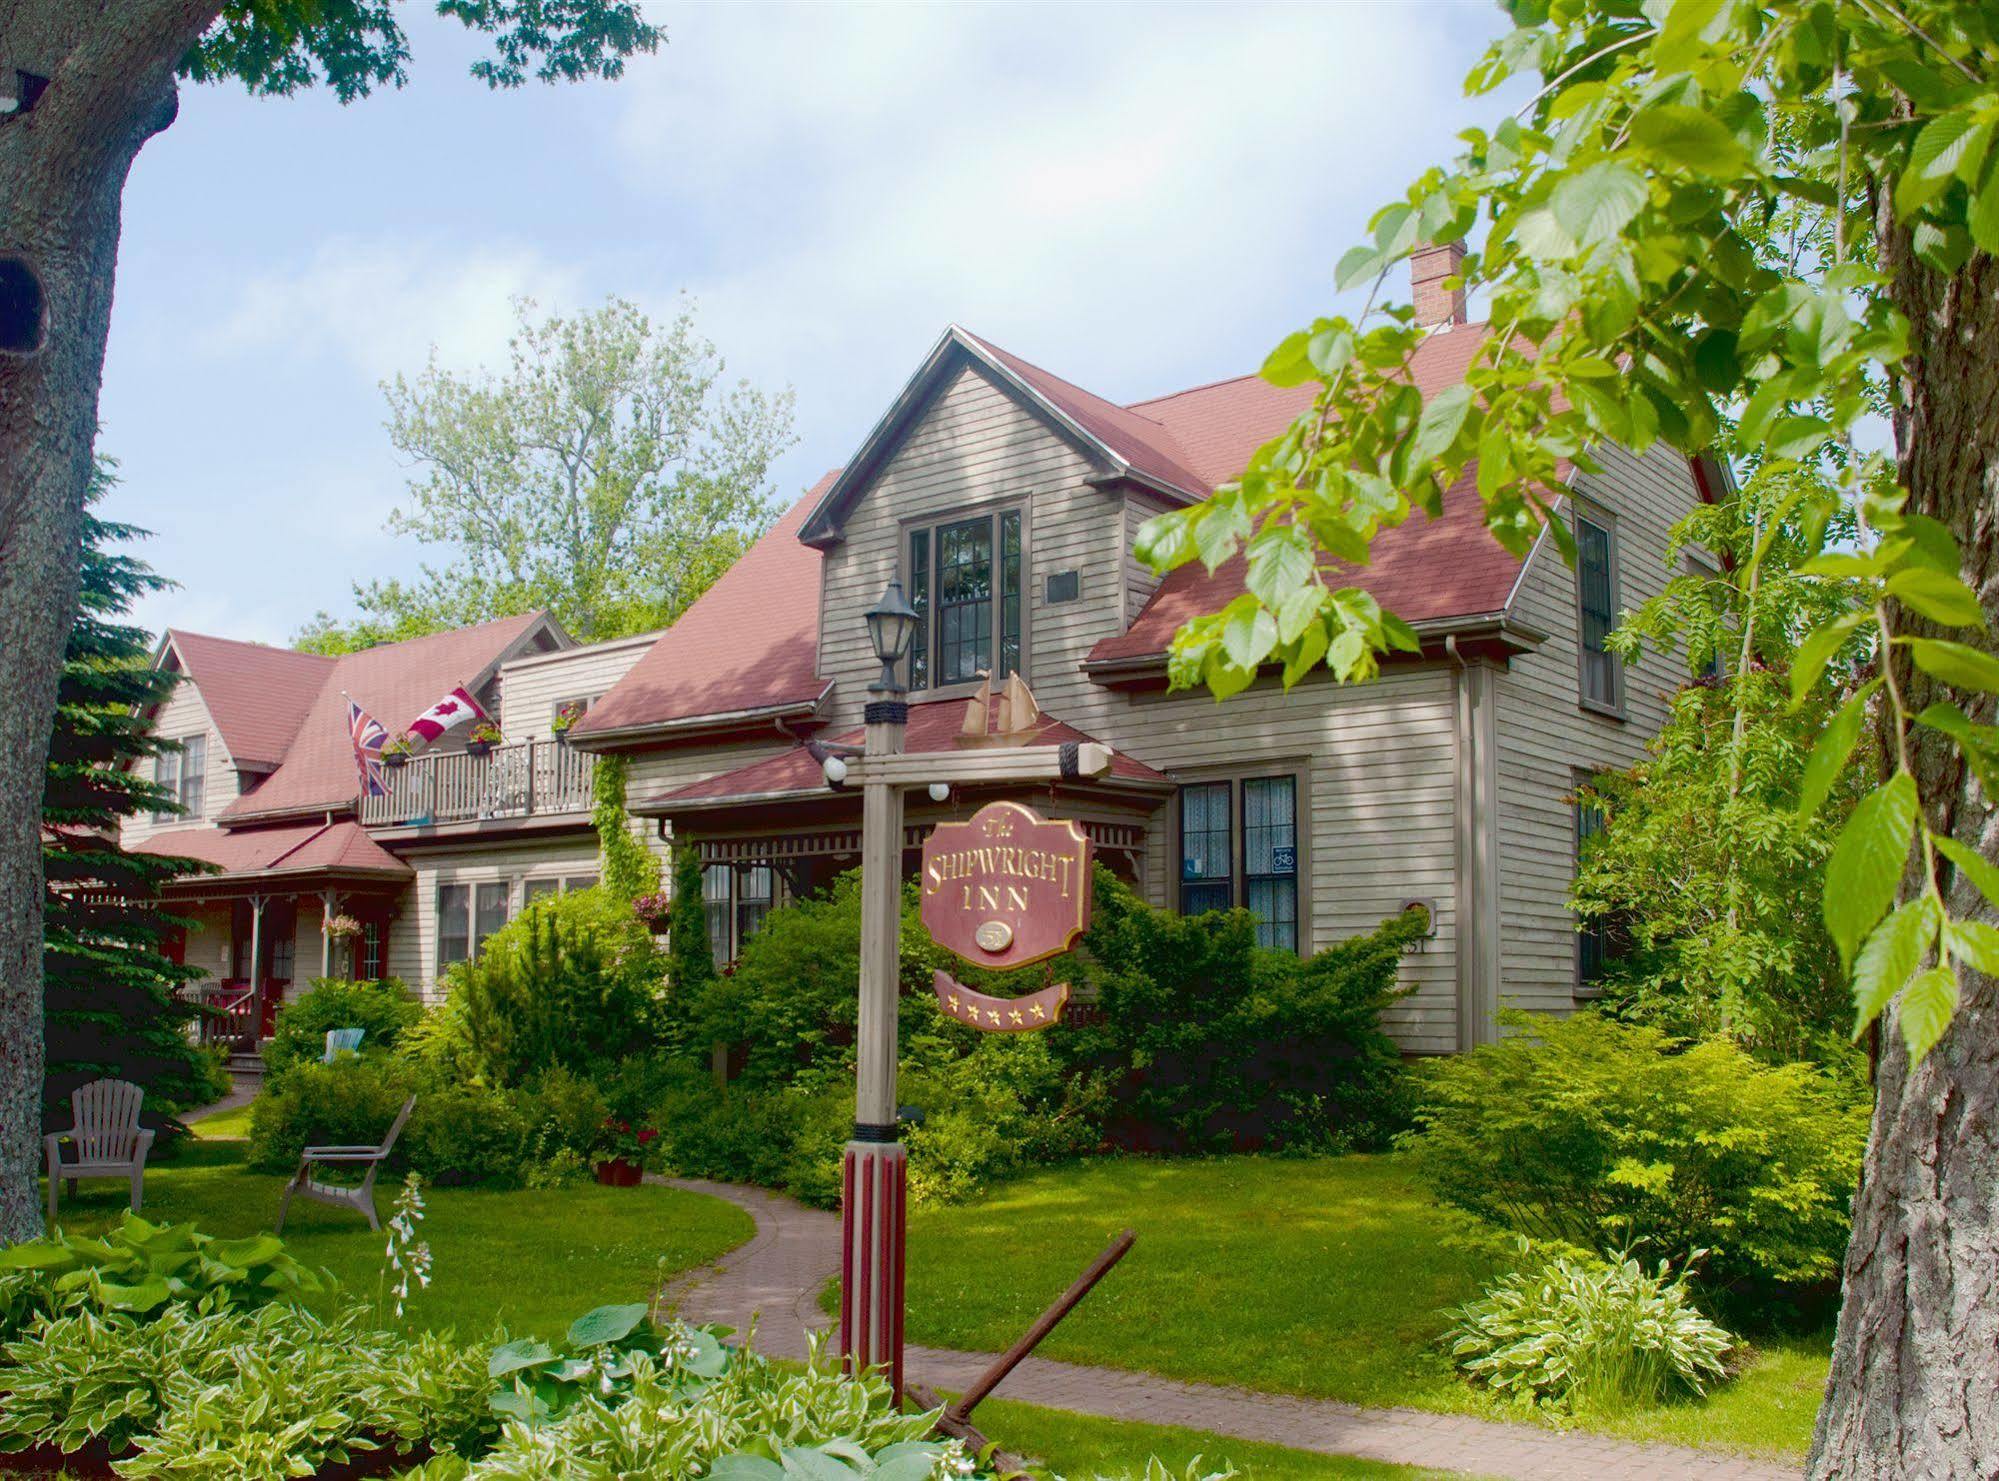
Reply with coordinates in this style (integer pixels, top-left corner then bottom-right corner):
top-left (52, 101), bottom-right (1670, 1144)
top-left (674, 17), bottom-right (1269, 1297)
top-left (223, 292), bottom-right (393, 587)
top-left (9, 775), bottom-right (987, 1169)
top-left (631, 891), bottom-right (671, 926)
top-left (597, 1118), bottom-right (660, 1163)
top-left (321, 913), bottom-right (363, 939)
top-left (379, 732), bottom-right (415, 759)
top-left (378, 1173), bottom-right (432, 1325)
top-left (550, 702), bottom-right (584, 736)
top-left (468, 720), bottom-right (504, 747)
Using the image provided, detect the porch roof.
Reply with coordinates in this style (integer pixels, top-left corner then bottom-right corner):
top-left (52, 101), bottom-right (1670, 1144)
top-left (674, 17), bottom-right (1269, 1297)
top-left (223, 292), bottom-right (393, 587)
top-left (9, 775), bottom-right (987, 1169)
top-left (633, 695), bottom-right (1170, 817)
top-left (135, 820), bottom-right (411, 891)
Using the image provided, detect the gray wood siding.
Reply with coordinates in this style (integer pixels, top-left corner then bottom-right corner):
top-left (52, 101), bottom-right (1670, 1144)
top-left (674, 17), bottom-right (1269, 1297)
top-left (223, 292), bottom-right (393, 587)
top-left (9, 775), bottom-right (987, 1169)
top-left (814, 364), bottom-right (1119, 728)
top-left (501, 634), bottom-right (657, 741)
top-left (1492, 441), bottom-right (1708, 1015)
top-left (1116, 668), bottom-right (1462, 1053)
top-left (1122, 492), bottom-right (1170, 626)
top-left (120, 671), bottom-right (240, 848)
top-left (387, 838), bottom-right (605, 1002)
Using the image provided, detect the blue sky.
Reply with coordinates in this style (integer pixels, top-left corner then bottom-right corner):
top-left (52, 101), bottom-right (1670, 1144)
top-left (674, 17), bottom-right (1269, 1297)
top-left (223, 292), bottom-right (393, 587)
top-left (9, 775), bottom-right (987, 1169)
top-left (101, 0), bottom-right (1508, 643)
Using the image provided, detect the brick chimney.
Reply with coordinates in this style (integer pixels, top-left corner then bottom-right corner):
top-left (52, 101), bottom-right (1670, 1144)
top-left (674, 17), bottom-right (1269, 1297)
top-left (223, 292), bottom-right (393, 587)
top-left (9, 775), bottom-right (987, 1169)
top-left (1411, 240), bottom-right (1468, 328)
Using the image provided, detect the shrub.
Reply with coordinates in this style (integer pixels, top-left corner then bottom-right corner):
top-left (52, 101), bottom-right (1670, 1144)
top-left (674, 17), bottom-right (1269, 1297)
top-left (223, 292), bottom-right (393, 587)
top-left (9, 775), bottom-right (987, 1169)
top-left (261, 977), bottom-right (424, 1079)
top-left (433, 887), bottom-right (667, 1086)
top-left (1447, 1248), bottom-right (1736, 1412)
top-left (402, 1081), bottom-right (528, 1186)
top-left (1053, 872), bottom-right (1423, 1153)
top-left (512, 1065), bottom-right (610, 1161)
top-left (901, 1034), bottom-right (1099, 1205)
top-left (247, 1056), bottom-right (414, 1174)
top-left (1403, 1012), bottom-right (1870, 1290)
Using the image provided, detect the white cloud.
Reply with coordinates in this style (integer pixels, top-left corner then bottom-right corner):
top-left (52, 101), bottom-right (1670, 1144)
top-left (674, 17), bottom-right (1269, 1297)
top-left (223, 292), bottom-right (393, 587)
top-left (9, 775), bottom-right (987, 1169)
top-left (207, 236), bottom-right (584, 381)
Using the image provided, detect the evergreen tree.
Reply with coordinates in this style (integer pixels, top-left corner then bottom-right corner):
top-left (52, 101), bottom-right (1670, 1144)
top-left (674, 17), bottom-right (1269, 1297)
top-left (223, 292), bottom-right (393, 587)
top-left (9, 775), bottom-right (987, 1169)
top-left (667, 846), bottom-right (716, 997)
top-left (41, 463), bottom-right (225, 1133)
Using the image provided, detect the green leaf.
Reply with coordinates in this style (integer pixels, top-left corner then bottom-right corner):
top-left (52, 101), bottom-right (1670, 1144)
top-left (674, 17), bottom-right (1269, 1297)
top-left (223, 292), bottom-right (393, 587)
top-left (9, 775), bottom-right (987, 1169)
top-left (1631, 104), bottom-right (1749, 176)
top-left (1789, 611), bottom-right (1867, 705)
top-left (1763, 415), bottom-right (1832, 459)
top-left (1895, 111), bottom-right (1981, 218)
top-left (779, 1447), bottom-right (860, 1481)
top-left (1945, 918), bottom-right (1999, 976)
top-left (1259, 331), bottom-right (1314, 387)
top-left (1220, 599), bottom-right (1278, 673)
top-left (1825, 771), bottom-right (1919, 968)
top-left (1307, 324), bottom-right (1356, 378)
top-left (1411, 383), bottom-right (1474, 466)
top-left (1886, 568), bottom-right (1985, 628)
top-left (1906, 638), bottom-right (1999, 694)
top-left (1281, 622), bottom-right (1330, 688)
top-left (0, 1242), bottom-right (75, 1272)
top-left (1336, 244), bottom-right (1385, 292)
top-left (1936, 835), bottom-right (1999, 913)
top-left (1799, 682), bottom-right (1874, 818)
top-left (1898, 965), bottom-right (1958, 1062)
top-left (1971, 165), bottom-right (1999, 254)
top-left (708, 1459), bottom-right (784, 1481)
top-left (95, 1276), bottom-right (172, 1313)
top-left (1245, 527), bottom-right (1317, 612)
top-left (1851, 895), bottom-right (1938, 1035)
top-left (1550, 163), bottom-right (1648, 250)
top-left (488, 1339), bottom-right (558, 1378)
top-left (566, 1302), bottom-right (649, 1349)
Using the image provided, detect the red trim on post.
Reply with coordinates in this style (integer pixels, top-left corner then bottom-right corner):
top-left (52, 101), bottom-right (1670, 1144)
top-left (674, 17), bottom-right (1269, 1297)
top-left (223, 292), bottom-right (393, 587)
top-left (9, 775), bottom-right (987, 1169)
top-left (839, 1149), bottom-right (856, 1362)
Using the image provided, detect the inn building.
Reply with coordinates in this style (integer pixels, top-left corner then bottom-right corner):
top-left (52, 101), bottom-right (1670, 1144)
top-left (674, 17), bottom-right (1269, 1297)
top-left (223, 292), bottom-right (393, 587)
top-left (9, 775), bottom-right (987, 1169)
top-left (128, 245), bottom-right (1721, 1056)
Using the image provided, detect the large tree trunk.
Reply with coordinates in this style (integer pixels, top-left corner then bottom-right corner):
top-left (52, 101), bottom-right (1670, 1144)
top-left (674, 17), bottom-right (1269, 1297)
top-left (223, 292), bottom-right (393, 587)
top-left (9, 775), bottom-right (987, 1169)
top-left (0, 0), bottom-right (220, 1242)
top-left (1807, 224), bottom-right (1999, 1477)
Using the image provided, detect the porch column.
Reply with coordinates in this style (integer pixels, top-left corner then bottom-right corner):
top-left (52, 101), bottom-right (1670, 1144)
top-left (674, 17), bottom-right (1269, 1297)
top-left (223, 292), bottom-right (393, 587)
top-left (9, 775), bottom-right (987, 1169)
top-left (246, 894), bottom-right (266, 1045)
top-left (319, 889), bottom-right (343, 978)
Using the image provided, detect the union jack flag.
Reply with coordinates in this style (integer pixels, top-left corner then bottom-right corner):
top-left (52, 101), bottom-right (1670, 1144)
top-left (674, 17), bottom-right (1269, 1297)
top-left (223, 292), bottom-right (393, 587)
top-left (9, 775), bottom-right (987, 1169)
top-left (347, 696), bottom-right (390, 799)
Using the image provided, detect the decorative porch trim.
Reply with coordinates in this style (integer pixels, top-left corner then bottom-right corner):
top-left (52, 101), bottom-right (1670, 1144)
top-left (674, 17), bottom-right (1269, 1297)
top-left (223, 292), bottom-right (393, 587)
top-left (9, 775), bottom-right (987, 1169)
top-left (695, 817), bottom-right (1144, 868)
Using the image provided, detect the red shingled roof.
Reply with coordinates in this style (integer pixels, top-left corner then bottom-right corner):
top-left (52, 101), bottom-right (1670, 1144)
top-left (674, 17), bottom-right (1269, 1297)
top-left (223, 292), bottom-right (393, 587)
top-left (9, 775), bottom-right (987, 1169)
top-left (135, 820), bottom-right (410, 881)
top-left (219, 612), bottom-right (548, 823)
top-left (570, 490), bottom-right (829, 742)
top-left (641, 694), bottom-right (1168, 812)
top-left (164, 632), bottom-right (336, 770)
top-left (1093, 326), bottom-right (1546, 666)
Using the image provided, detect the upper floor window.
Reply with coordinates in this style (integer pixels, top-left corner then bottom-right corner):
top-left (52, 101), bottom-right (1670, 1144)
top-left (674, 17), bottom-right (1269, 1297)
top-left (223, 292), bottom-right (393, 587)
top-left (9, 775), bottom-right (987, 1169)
top-left (907, 509), bottom-right (1023, 690)
top-left (152, 734), bottom-right (207, 821)
top-left (1176, 774), bottom-right (1300, 952)
top-left (1575, 510), bottom-right (1622, 714)
top-left (523, 874), bottom-right (598, 908)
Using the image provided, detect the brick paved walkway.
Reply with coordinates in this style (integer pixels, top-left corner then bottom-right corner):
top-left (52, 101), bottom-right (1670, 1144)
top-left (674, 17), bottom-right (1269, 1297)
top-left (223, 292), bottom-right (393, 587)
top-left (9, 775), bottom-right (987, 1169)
top-left (657, 1178), bottom-right (1799, 1481)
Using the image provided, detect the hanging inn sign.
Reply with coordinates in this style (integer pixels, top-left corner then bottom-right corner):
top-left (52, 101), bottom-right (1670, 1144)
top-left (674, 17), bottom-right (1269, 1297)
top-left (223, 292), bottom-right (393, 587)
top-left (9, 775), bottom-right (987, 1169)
top-left (922, 800), bottom-right (1091, 1030)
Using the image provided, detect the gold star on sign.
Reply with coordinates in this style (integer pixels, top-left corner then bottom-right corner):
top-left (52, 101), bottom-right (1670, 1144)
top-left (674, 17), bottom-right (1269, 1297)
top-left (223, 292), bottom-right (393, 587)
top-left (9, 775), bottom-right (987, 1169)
top-left (1009, 1009), bottom-right (1024, 1025)
top-left (986, 1008), bottom-right (1001, 1025)
top-left (1031, 1002), bottom-right (1046, 1020)
top-left (948, 995), bottom-right (960, 1011)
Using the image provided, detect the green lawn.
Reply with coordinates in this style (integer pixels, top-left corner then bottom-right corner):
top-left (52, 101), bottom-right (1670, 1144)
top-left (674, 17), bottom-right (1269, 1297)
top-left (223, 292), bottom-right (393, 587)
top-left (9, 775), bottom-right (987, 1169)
top-left (884, 1156), bottom-right (1828, 1460)
top-left (45, 1139), bottom-right (753, 1341)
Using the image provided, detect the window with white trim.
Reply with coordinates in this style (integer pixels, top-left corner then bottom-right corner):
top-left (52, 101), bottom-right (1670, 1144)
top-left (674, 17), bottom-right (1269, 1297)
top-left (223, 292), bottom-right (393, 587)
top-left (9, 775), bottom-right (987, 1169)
top-left (522, 874), bottom-right (598, 907)
top-left (1576, 512), bottom-right (1622, 713)
top-left (437, 880), bottom-right (513, 972)
top-left (1176, 774), bottom-right (1300, 952)
top-left (152, 733), bottom-right (208, 821)
top-left (906, 508), bottom-right (1023, 690)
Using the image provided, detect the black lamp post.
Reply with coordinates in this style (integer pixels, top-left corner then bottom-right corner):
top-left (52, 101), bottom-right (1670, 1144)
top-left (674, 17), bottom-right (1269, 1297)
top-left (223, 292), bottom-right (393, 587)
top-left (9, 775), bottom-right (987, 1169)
top-left (863, 578), bottom-right (919, 695)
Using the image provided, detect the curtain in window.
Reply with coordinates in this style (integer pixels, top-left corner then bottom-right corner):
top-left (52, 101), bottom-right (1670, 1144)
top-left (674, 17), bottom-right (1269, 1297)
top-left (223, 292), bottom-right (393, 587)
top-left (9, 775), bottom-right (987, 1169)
top-left (1179, 782), bottom-right (1233, 915)
top-left (437, 884), bottom-right (471, 969)
top-left (1243, 777), bottom-right (1298, 952)
top-left (180, 735), bottom-right (207, 818)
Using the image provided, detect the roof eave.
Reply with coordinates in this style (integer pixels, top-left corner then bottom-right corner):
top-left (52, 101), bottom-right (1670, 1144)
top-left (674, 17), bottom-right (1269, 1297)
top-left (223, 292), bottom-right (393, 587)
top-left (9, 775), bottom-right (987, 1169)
top-left (1082, 612), bottom-right (1548, 686)
top-left (569, 684), bottom-right (833, 751)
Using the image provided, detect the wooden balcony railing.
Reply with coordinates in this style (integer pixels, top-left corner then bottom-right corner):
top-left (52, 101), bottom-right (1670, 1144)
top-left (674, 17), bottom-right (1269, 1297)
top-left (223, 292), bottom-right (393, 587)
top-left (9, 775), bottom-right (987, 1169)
top-left (360, 741), bottom-right (597, 828)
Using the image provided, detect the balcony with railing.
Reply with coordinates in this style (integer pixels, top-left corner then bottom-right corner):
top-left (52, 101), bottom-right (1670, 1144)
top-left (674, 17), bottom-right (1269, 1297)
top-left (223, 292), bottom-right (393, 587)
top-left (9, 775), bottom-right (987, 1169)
top-left (360, 741), bottom-right (597, 829)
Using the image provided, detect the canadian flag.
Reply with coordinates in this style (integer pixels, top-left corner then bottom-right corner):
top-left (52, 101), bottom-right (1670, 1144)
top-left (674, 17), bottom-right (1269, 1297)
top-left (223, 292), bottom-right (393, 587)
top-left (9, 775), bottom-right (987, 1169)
top-left (406, 685), bottom-right (487, 746)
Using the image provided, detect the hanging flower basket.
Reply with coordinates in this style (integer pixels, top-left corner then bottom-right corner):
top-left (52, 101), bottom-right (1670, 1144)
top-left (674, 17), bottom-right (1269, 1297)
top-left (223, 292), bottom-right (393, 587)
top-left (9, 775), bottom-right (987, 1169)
top-left (550, 702), bottom-right (584, 745)
top-left (321, 914), bottom-right (363, 940)
top-left (466, 721), bottom-right (503, 758)
top-left (380, 733), bottom-right (415, 769)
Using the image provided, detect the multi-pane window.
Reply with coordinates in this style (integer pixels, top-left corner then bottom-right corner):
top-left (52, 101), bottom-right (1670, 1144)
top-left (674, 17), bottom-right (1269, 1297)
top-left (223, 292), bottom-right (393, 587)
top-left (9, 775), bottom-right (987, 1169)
top-left (152, 734), bottom-right (208, 821)
top-left (1576, 512), bottom-right (1621, 712)
top-left (1574, 790), bottom-right (1623, 993)
top-left (358, 921), bottom-right (385, 981)
top-left (905, 509), bottom-right (1023, 689)
top-left (1177, 775), bottom-right (1301, 952)
top-left (523, 874), bottom-right (599, 907)
top-left (703, 864), bottom-right (777, 963)
top-left (437, 881), bottom-right (513, 972)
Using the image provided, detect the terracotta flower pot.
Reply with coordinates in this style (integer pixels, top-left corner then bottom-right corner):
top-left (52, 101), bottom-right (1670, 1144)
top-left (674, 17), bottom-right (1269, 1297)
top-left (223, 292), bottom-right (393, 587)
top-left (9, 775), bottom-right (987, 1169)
top-left (594, 1158), bottom-right (643, 1187)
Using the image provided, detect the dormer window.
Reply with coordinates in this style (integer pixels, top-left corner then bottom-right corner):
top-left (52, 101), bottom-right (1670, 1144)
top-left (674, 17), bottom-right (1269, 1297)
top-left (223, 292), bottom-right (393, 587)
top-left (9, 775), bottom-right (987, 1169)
top-left (152, 733), bottom-right (207, 821)
top-left (906, 508), bottom-right (1022, 690)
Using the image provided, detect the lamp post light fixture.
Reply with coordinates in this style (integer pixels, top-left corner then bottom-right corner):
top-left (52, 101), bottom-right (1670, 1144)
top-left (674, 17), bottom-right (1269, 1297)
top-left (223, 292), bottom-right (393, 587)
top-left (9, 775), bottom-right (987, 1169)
top-left (863, 577), bottom-right (919, 694)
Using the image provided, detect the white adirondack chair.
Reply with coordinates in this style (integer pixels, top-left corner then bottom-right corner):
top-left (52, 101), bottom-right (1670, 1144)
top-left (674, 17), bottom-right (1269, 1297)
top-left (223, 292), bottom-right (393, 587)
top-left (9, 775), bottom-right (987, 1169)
top-left (44, 1078), bottom-right (154, 1221)
top-left (276, 1095), bottom-right (416, 1233)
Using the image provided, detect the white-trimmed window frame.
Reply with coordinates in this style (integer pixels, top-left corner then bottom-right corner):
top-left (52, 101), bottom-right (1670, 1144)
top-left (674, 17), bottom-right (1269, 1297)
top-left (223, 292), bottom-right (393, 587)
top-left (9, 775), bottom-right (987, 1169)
top-left (1573, 504), bottom-right (1625, 719)
top-left (1169, 762), bottom-right (1310, 955)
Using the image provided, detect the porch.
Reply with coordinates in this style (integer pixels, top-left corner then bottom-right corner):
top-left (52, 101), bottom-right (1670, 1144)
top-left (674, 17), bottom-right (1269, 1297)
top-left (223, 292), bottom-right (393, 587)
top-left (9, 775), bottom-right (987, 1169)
top-left (360, 739), bottom-right (597, 829)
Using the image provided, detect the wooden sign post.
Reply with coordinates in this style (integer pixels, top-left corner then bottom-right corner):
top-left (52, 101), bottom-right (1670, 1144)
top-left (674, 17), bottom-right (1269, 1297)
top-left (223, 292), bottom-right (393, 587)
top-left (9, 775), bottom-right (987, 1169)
top-left (831, 685), bottom-right (1108, 1401)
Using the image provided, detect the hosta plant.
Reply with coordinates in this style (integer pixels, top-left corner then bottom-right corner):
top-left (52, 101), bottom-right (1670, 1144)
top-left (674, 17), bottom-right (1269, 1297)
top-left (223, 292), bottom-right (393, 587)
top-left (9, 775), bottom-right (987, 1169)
top-left (0, 1213), bottom-right (332, 1329)
top-left (1447, 1247), bottom-right (1736, 1413)
top-left (486, 1301), bottom-right (729, 1424)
